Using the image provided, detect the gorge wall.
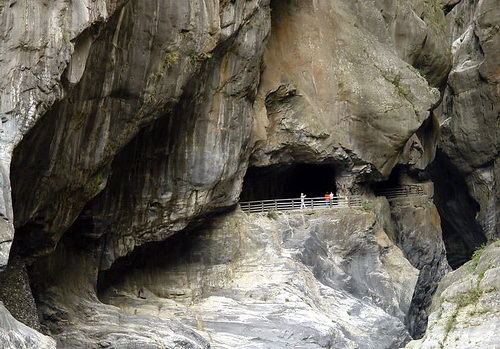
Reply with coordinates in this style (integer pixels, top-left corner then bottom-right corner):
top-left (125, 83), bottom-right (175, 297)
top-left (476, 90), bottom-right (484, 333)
top-left (0, 0), bottom-right (498, 348)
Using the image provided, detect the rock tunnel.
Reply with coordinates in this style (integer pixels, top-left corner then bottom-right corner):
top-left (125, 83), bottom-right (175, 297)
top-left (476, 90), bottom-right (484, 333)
top-left (239, 164), bottom-right (337, 201)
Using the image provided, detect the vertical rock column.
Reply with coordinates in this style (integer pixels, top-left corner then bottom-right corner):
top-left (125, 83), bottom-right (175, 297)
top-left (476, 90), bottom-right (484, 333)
top-left (390, 198), bottom-right (451, 338)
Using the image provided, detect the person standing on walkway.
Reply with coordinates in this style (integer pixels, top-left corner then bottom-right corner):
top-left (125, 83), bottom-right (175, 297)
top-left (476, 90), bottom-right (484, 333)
top-left (329, 192), bottom-right (334, 207)
top-left (324, 192), bottom-right (330, 207)
top-left (300, 193), bottom-right (306, 209)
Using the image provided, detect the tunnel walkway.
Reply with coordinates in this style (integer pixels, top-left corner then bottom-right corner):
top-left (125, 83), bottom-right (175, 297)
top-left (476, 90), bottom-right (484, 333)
top-left (239, 185), bottom-right (427, 213)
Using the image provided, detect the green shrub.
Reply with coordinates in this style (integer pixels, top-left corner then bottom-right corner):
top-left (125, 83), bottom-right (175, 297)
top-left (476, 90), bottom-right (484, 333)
top-left (470, 244), bottom-right (486, 270)
top-left (267, 208), bottom-right (279, 220)
top-left (362, 201), bottom-right (372, 212)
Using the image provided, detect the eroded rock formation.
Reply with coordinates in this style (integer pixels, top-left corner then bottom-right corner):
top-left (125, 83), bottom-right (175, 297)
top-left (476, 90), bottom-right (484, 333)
top-left (98, 208), bottom-right (418, 348)
top-left (0, 0), bottom-right (498, 348)
top-left (430, 0), bottom-right (499, 266)
top-left (406, 241), bottom-right (500, 349)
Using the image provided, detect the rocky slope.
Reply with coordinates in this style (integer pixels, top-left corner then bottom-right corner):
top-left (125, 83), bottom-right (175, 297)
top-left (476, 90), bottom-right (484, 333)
top-left (406, 241), bottom-right (500, 349)
top-left (99, 207), bottom-right (419, 348)
top-left (0, 0), bottom-right (498, 348)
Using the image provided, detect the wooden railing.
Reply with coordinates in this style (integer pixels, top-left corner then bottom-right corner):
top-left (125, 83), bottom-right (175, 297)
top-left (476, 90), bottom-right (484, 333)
top-left (239, 185), bottom-right (427, 213)
top-left (239, 195), bottom-right (363, 213)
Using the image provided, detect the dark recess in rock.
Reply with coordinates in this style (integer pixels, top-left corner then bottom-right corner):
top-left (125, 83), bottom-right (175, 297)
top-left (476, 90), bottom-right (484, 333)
top-left (240, 164), bottom-right (337, 201)
top-left (374, 165), bottom-right (406, 192)
top-left (96, 227), bottom-right (216, 300)
top-left (428, 150), bottom-right (487, 269)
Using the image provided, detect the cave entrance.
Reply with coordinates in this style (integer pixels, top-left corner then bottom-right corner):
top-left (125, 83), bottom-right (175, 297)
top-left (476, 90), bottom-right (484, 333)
top-left (429, 151), bottom-right (487, 269)
top-left (240, 164), bottom-right (336, 201)
top-left (374, 165), bottom-right (405, 193)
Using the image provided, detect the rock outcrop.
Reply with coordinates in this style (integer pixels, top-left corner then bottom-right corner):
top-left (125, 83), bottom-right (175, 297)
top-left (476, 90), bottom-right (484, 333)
top-left (430, 0), bottom-right (499, 263)
top-left (251, 0), bottom-right (444, 185)
top-left (10, 0), bottom-right (271, 269)
top-left (387, 195), bottom-right (450, 338)
top-left (98, 208), bottom-right (418, 348)
top-left (0, 302), bottom-right (55, 349)
top-left (406, 241), bottom-right (500, 348)
top-left (0, 0), bottom-right (498, 348)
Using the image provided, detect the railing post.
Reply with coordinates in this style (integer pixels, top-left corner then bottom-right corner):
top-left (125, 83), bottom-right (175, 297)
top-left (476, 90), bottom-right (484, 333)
top-left (347, 195), bottom-right (351, 208)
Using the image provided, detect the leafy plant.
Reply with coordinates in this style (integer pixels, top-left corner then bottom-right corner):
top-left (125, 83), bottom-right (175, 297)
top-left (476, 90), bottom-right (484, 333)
top-left (470, 244), bottom-right (486, 270)
top-left (362, 201), bottom-right (372, 212)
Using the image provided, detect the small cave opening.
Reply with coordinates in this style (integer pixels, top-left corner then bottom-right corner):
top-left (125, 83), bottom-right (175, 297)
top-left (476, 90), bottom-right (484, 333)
top-left (96, 224), bottom-right (226, 303)
top-left (374, 165), bottom-right (406, 193)
top-left (239, 164), bottom-right (337, 201)
top-left (428, 150), bottom-right (487, 269)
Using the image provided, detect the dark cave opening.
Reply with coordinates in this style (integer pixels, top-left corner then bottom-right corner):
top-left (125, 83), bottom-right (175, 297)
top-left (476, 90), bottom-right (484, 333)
top-left (96, 225), bottom-right (223, 301)
top-left (428, 150), bottom-right (487, 269)
top-left (239, 164), bottom-right (337, 201)
top-left (374, 165), bottom-right (406, 193)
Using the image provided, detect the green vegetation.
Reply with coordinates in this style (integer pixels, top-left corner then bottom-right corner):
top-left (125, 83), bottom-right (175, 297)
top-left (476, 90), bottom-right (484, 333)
top-left (144, 51), bottom-right (179, 103)
top-left (444, 311), bottom-right (458, 337)
top-left (383, 72), bottom-right (410, 98)
top-left (454, 286), bottom-right (482, 308)
top-left (267, 208), bottom-right (279, 220)
top-left (189, 52), bottom-right (213, 63)
top-left (470, 244), bottom-right (486, 270)
top-left (423, 0), bottom-right (447, 34)
top-left (164, 51), bottom-right (179, 68)
top-left (362, 201), bottom-right (372, 212)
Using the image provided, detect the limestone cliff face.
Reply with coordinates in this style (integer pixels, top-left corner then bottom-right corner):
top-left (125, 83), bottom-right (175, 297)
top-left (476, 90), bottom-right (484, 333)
top-left (98, 208), bottom-right (418, 348)
top-left (0, 0), bottom-right (498, 348)
top-left (9, 0), bottom-right (271, 268)
top-left (430, 0), bottom-right (499, 267)
top-left (251, 0), bottom-right (444, 184)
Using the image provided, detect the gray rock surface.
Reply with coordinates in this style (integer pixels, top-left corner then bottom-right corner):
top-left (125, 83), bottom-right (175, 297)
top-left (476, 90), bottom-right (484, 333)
top-left (28, 234), bottom-right (209, 348)
top-left (0, 302), bottom-right (55, 349)
top-left (406, 241), bottom-right (500, 349)
top-left (251, 0), bottom-right (443, 181)
top-left (0, 0), bottom-right (498, 347)
top-left (433, 0), bottom-right (500, 243)
top-left (99, 208), bottom-right (418, 348)
top-left (388, 195), bottom-right (451, 337)
top-left (10, 0), bottom-right (271, 269)
top-left (0, 0), bottom-right (124, 268)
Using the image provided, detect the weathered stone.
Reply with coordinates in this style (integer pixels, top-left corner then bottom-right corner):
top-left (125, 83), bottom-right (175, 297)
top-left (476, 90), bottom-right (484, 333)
top-left (0, 302), bottom-right (55, 349)
top-left (433, 0), bottom-right (500, 243)
top-left (98, 208), bottom-right (418, 348)
top-left (388, 196), bottom-right (451, 338)
top-left (405, 241), bottom-right (500, 348)
top-left (0, 0), bottom-right (497, 347)
top-left (11, 0), bottom-right (271, 268)
top-left (0, 0), bottom-right (126, 269)
top-left (251, 0), bottom-right (442, 180)
top-left (0, 259), bottom-right (39, 330)
top-left (27, 233), bottom-right (209, 349)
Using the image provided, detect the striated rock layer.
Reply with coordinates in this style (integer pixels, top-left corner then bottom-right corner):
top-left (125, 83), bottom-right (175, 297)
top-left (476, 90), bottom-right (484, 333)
top-left (98, 208), bottom-right (418, 348)
top-left (0, 0), bottom-right (498, 348)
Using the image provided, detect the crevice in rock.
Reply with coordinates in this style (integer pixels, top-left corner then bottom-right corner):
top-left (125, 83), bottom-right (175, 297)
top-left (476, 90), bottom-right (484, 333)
top-left (240, 163), bottom-right (337, 201)
top-left (96, 225), bottom-right (219, 304)
top-left (428, 150), bottom-right (487, 269)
